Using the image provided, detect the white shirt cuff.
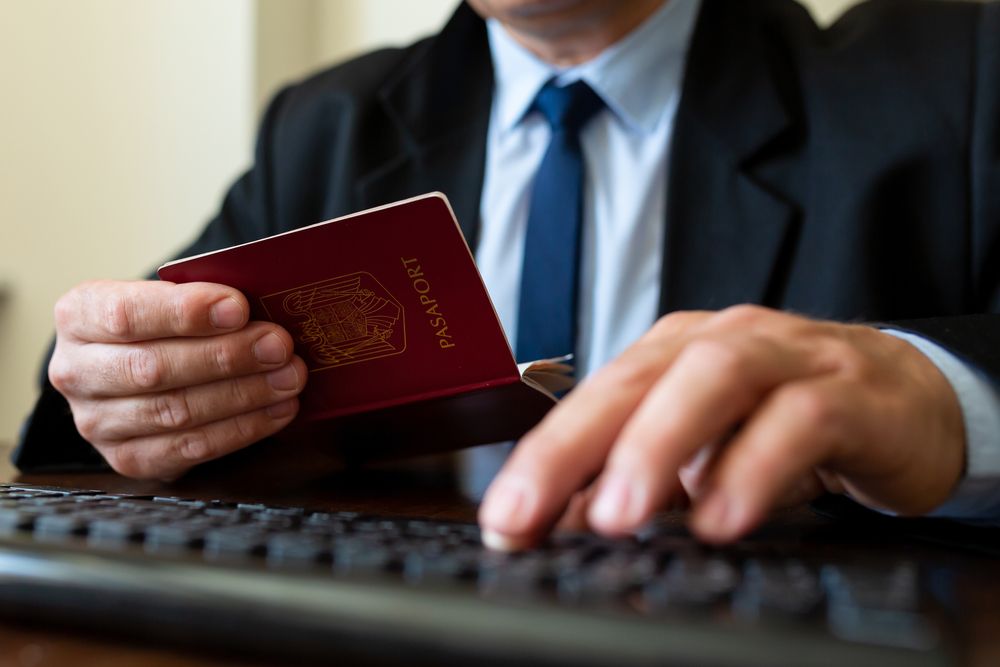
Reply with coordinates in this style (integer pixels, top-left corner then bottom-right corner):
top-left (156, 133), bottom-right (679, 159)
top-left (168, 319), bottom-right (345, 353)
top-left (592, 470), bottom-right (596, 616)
top-left (882, 329), bottom-right (1000, 521)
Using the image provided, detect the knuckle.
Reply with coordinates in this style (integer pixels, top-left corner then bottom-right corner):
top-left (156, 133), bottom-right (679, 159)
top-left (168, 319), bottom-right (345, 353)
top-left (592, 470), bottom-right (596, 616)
top-left (47, 354), bottom-right (78, 393)
top-left (682, 337), bottom-right (748, 376)
top-left (151, 391), bottom-right (193, 430)
top-left (175, 431), bottom-right (213, 463)
top-left (226, 376), bottom-right (256, 410)
top-left (824, 337), bottom-right (872, 378)
top-left (785, 386), bottom-right (843, 435)
top-left (648, 310), bottom-right (702, 338)
top-left (72, 407), bottom-right (101, 442)
top-left (596, 354), bottom-right (662, 392)
top-left (101, 292), bottom-right (135, 339)
top-left (122, 347), bottom-right (163, 390)
top-left (206, 340), bottom-right (238, 377)
top-left (172, 291), bottom-right (200, 334)
top-left (52, 292), bottom-right (77, 331)
top-left (712, 304), bottom-right (769, 329)
top-left (232, 412), bottom-right (266, 444)
top-left (55, 280), bottom-right (103, 320)
top-left (102, 446), bottom-right (145, 479)
top-left (649, 312), bottom-right (684, 336)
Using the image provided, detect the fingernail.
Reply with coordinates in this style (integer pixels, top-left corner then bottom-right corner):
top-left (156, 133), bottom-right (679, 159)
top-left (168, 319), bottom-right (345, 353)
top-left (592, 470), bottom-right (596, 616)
top-left (266, 398), bottom-right (297, 419)
top-left (266, 364), bottom-right (299, 392)
top-left (210, 297), bottom-right (245, 329)
top-left (254, 332), bottom-right (287, 365)
top-left (589, 473), bottom-right (634, 529)
top-left (480, 476), bottom-right (529, 532)
top-left (481, 528), bottom-right (531, 552)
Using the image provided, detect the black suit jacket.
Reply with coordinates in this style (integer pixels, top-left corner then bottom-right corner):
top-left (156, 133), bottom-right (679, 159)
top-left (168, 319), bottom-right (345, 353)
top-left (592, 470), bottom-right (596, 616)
top-left (14, 0), bottom-right (1000, 471)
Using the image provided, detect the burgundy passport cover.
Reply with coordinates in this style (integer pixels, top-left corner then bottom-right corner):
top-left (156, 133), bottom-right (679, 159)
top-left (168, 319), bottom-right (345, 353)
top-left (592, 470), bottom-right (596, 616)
top-left (158, 193), bottom-right (555, 460)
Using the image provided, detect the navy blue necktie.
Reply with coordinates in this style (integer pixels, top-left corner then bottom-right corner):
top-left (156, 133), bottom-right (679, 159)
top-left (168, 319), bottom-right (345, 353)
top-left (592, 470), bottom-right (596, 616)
top-left (516, 80), bottom-right (605, 364)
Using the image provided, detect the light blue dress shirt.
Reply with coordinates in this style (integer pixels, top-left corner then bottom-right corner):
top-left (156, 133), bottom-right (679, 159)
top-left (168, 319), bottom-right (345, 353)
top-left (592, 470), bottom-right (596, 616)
top-left (476, 0), bottom-right (699, 377)
top-left (469, 0), bottom-right (1000, 518)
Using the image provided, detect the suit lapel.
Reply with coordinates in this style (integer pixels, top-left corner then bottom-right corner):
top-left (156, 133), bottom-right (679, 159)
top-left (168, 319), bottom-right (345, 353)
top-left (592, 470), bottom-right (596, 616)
top-left (660, 0), bottom-right (802, 314)
top-left (356, 4), bottom-right (492, 250)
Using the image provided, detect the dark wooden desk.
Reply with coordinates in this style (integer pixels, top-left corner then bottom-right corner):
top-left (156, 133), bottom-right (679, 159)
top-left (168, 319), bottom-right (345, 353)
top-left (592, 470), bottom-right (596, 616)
top-left (2, 461), bottom-right (999, 667)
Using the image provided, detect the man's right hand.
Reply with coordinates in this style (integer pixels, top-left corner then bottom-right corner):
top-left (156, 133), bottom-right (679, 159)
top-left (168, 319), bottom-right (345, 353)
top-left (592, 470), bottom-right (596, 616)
top-left (48, 280), bottom-right (307, 480)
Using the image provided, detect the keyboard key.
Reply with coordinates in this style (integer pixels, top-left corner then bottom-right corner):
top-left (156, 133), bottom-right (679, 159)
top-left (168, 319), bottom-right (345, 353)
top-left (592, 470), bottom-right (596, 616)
top-left (822, 562), bottom-right (921, 611)
top-left (479, 552), bottom-right (553, 598)
top-left (0, 507), bottom-right (42, 535)
top-left (266, 533), bottom-right (330, 565)
top-left (33, 513), bottom-right (90, 539)
top-left (333, 538), bottom-right (403, 574)
top-left (88, 519), bottom-right (146, 546)
top-left (403, 544), bottom-right (480, 585)
top-left (144, 524), bottom-right (205, 552)
top-left (821, 562), bottom-right (938, 650)
top-left (642, 553), bottom-right (740, 611)
top-left (731, 559), bottom-right (825, 619)
top-left (204, 527), bottom-right (269, 559)
top-left (557, 551), bottom-right (656, 603)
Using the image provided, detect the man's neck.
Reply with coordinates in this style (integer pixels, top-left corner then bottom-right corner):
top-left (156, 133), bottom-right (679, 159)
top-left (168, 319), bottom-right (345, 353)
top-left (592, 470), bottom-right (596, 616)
top-left (499, 0), bottom-right (668, 67)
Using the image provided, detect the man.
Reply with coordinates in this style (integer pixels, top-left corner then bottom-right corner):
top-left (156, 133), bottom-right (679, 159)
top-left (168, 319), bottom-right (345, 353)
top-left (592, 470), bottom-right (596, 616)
top-left (15, 0), bottom-right (1000, 550)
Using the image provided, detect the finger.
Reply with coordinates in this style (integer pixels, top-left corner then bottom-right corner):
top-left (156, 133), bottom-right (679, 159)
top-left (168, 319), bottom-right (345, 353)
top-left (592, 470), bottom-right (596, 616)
top-left (588, 334), bottom-right (832, 535)
top-left (99, 398), bottom-right (301, 480)
top-left (681, 441), bottom-right (825, 510)
top-left (553, 486), bottom-right (599, 534)
top-left (678, 439), bottom-right (725, 503)
top-left (771, 471), bottom-right (827, 509)
top-left (62, 321), bottom-right (294, 397)
top-left (78, 356), bottom-right (307, 442)
top-left (479, 312), bottom-right (711, 550)
top-left (55, 280), bottom-right (248, 343)
top-left (690, 378), bottom-right (856, 543)
top-left (815, 468), bottom-right (846, 495)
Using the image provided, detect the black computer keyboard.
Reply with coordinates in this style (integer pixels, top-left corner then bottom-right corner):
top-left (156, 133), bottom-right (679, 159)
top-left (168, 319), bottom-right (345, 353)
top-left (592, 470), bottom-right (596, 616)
top-left (0, 483), bottom-right (955, 666)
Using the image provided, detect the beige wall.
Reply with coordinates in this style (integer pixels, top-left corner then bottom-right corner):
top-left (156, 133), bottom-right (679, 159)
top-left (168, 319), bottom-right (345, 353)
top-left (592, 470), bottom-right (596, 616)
top-left (0, 1), bottom-right (256, 445)
top-left (254, 0), bottom-right (458, 111)
top-left (807, 0), bottom-right (861, 23)
top-left (0, 0), bottom-right (859, 447)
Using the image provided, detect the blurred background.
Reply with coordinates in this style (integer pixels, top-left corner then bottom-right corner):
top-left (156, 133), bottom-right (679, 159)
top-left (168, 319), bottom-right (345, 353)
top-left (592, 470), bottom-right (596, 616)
top-left (0, 0), bottom-right (858, 449)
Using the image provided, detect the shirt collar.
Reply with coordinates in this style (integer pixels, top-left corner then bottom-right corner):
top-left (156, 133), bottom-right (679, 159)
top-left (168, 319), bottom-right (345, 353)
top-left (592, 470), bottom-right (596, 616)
top-left (487, 0), bottom-right (703, 136)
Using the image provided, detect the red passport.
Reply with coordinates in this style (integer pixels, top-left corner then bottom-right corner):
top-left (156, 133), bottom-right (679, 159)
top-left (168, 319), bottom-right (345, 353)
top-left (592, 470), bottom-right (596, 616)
top-left (158, 193), bottom-right (568, 461)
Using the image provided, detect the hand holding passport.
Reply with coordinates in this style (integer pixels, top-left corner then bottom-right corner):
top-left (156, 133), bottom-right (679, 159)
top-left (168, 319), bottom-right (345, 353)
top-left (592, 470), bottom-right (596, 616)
top-left (159, 193), bottom-right (569, 462)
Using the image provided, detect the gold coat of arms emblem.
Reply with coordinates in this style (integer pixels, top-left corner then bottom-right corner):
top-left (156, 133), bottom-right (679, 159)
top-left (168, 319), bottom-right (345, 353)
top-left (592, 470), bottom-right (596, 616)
top-left (262, 273), bottom-right (406, 370)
